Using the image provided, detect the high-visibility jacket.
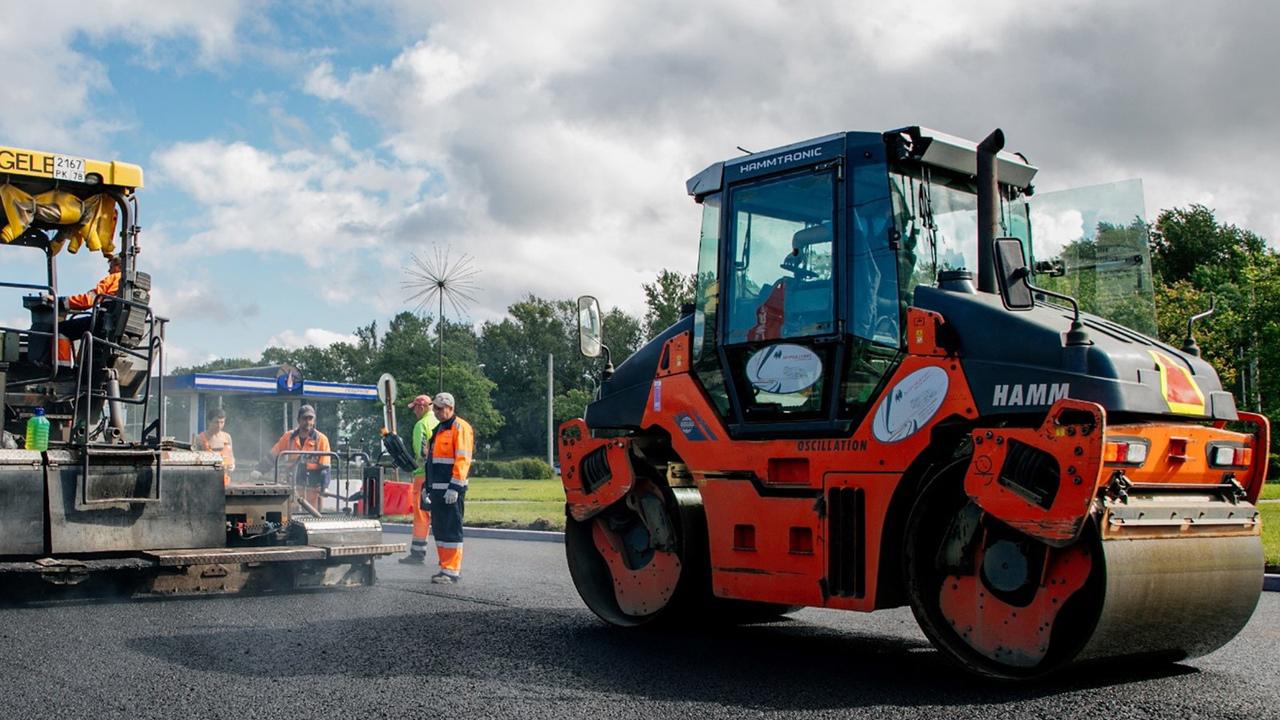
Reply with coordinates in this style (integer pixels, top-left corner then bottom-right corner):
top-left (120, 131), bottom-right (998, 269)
top-left (411, 413), bottom-right (440, 478)
top-left (195, 429), bottom-right (235, 486)
top-left (425, 416), bottom-right (474, 492)
top-left (271, 427), bottom-right (331, 472)
top-left (67, 271), bottom-right (120, 311)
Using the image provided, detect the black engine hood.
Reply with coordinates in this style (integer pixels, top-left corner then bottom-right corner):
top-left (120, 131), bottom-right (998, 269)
top-left (584, 315), bottom-right (694, 430)
top-left (914, 285), bottom-right (1236, 420)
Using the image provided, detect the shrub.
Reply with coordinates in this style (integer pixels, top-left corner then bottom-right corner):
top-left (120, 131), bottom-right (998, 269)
top-left (470, 459), bottom-right (502, 478)
top-left (469, 457), bottom-right (553, 479)
top-left (514, 457), bottom-right (553, 479)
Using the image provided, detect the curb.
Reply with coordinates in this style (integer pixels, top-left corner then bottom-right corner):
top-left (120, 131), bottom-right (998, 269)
top-left (382, 522), bottom-right (564, 544)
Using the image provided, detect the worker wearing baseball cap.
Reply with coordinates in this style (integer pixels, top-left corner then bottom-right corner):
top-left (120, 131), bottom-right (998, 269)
top-left (423, 391), bottom-right (474, 583)
top-left (268, 404), bottom-right (331, 510)
top-left (399, 394), bottom-right (440, 565)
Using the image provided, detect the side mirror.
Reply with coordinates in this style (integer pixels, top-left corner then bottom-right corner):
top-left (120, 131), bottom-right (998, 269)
top-left (993, 237), bottom-right (1034, 311)
top-left (577, 295), bottom-right (604, 358)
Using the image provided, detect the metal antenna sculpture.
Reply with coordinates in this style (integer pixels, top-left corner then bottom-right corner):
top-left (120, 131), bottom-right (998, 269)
top-left (403, 245), bottom-right (480, 391)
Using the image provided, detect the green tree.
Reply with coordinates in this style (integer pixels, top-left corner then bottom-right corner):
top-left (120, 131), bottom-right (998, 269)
top-left (479, 296), bottom-right (573, 456)
top-left (478, 295), bottom-right (642, 456)
top-left (642, 269), bottom-right (696, 339)
top-left (1150, 204), bottom-right (1266, 286)
top-left (1149, 205), bottom-right (1280, 470)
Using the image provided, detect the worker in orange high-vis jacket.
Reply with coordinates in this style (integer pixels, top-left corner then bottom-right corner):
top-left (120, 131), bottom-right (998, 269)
top-left (267, 404), bottom-right (331, 510)
top-left (399, 394), bottom-right (439, 566)
top-left (423, 391), bottom-right (474, 584)
top-left (194, 406), bottom-right (235, 486)
top-left (48, 253), bottom-right (121, 341)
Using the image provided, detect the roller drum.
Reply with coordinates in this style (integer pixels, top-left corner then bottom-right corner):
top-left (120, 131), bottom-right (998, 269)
top-left (1078, 533), bottom-right (1263, 662)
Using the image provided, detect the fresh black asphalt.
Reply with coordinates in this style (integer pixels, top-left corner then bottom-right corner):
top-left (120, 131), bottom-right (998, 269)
top-left (1, 535), bottom-right (1277, 719)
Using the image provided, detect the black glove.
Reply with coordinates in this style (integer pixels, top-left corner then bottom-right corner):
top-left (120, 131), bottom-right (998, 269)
top-left (381, 433), bottom-right (418, 473)
top-left (419, 485), bottom-right (432, 511)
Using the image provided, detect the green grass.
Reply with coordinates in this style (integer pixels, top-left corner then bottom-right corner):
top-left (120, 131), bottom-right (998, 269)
top-left (384, 476), bottom-right (565, 531)
top-left (466, 501), bottom-right (565, 531)
top-left (465, 477), bottom-right (565, 502)
top-left (1261, 483), bottom-right (1280, 501)
top-left (1262, 502), bottom-right (1280, 570)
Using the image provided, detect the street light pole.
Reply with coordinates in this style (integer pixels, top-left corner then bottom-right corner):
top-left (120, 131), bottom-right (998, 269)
top-left (547, 352), bottom-right (554, 469)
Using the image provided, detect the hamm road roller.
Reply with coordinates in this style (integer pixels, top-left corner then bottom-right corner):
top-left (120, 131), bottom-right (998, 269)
top-left (0, 145), bottom-right (401, 598)
top-left (557, 127), bottom-right (1268, 679)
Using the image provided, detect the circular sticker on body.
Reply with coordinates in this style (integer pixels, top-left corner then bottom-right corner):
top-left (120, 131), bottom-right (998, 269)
top-left (872, 366), bottom-right (949, 443)
top-left (745, 344), bottom-right (822, 394)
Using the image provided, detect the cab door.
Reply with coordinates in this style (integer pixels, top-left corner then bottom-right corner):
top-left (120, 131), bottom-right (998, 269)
top-left (717, 167), bottom-right (843, 434)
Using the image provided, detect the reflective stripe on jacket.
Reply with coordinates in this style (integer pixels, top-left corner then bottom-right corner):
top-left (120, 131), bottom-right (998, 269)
top-left (271, 428), bottom-right (331, 470)
top-left (426, 416), bottom-right (474, 491)
top-left (411, 413), bottom-right (440, 478)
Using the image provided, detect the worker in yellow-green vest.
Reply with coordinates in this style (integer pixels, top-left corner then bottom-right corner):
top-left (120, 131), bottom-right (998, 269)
top-left (422, 391), bottom-right (474, 584)
top-left (399, 394), bottom-right (439, 565)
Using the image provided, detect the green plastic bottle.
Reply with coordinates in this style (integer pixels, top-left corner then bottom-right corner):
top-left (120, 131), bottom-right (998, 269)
top-left (25, 408), bottom-right (50, 452)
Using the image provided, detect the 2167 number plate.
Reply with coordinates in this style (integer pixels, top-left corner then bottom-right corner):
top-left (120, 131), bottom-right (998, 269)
top-left (53, 155), bottom-right (85, 182)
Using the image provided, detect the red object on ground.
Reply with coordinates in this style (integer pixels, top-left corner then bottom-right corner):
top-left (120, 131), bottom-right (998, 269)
top-left (382, 480), bottom-right (413, 516)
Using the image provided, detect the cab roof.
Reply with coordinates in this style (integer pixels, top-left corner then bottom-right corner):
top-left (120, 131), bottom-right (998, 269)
top-left (686, 126), bottom-right (1037, 199)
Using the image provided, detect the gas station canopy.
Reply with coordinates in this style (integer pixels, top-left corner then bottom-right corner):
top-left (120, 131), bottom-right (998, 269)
top-left (164, 364), bottom-right (379, 434)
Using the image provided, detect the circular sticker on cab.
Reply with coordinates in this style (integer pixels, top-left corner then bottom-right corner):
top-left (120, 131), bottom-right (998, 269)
top-left (745, 344), bottom-right (822, 394)
top-left (872, 366), bottom-right (949, 443)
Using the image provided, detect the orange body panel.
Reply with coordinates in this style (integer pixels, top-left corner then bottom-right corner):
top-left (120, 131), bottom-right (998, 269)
top-left (700, 478), bottom-right (825, 607)
top-left (938, 541), bottom-right (1092, 666)
top-left (1238, 412), bottom-right (1271, 502)
top-left (964, 399), bottom-right (1107, 545)
top-left (559, 418), bottom-right (635, 522)
top-left (821, 473), bottom-right (898, 611)
top-left (590, 481), bottom-right (682, 616)
top-left (1103, 419), bottom-right (1267, 491)
top-left (630, 327), bottom-right (977, 610)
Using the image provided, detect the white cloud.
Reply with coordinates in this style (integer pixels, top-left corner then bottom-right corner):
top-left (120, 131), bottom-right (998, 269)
top-left (151, 140), bottom-right (431, 267)
top-left (266, 328), bottom-right (359, 350)
top-left (89, 0), bottom-right (1280, 363)
top-left (281, 0), bottom-right (1280, 330)
top-left (1030, 209), bottom-right (1086, 260)
top-left (162, 343), bottom-right (218, 374)
top-left (0, 0), bottom-right (250, 151)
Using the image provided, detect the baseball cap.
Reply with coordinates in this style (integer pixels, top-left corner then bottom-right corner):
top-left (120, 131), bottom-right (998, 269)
top-left (297, 404), bottom-right (317, 418)
top-left (407, 394), bottom-right (431, 410)
top-left (432, 392), bottom-right (455, 409)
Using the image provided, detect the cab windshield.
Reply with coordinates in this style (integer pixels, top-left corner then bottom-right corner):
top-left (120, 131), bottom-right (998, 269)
top-left (890, 168), bottom-right (1156, 335)
top-left (723, 170), bottom-right (836, 345)
top-left (1028, 179), bottom-right (1157, 335)
top-left (890, 166), bottom-right (1031, 300)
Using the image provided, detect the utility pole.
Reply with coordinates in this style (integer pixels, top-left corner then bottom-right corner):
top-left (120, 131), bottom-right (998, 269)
top-left (547, 352), bottom-right (554, 468)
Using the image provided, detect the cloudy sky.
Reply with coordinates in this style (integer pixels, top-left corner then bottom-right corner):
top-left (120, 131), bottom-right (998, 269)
top-left (1, 0), bottom-right (1274, 368)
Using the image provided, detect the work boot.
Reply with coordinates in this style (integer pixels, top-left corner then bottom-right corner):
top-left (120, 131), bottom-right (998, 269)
top-left (430, 572), bottom-right (459, 584)
top-left (399, 553), bottom-right (426, 565)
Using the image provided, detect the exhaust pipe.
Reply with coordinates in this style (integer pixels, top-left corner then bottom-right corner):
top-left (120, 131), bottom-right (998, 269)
top-left (976, 129), bottom-right (1004, 294)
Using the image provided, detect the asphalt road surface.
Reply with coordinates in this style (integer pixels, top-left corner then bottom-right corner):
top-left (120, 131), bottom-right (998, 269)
top-left (2, 536), bottom-right (1277, 720)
